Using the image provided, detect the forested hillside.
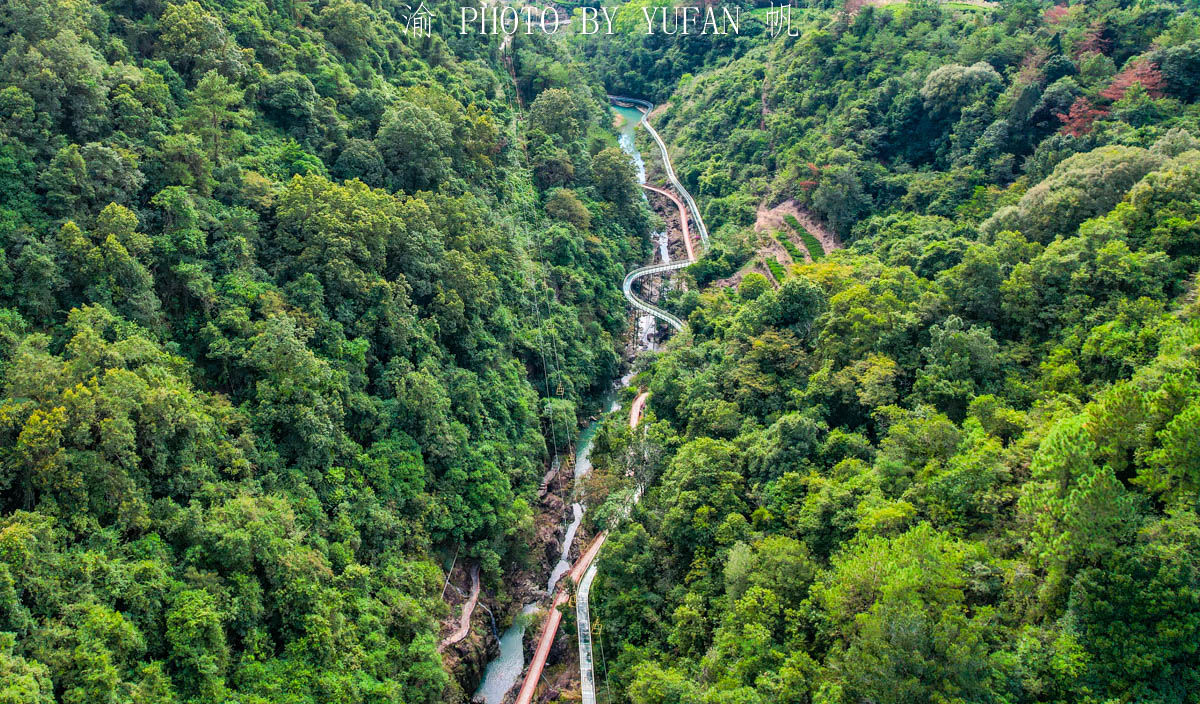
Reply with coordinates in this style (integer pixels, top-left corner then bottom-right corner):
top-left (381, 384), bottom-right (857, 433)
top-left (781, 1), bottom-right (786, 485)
top-left (0, 0), bottom-right (651, 700)
top-left (5, 0), bottom-right (1200, 699)
top-left (580, 1), bottom-right (1200, 703)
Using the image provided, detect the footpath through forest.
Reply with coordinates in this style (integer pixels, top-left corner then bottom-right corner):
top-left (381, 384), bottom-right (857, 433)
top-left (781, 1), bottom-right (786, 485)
top-left (439, 564), bottom-right (480, 651)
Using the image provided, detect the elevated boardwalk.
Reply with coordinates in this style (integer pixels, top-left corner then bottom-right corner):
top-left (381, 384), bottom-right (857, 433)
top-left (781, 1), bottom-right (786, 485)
top-left (513, 533), bottom-right (607, 704)
top-left (576, 564), bottom-right (600, 704)
top-left (611, 95), bottom-right (710, 333)
top-left (609, 95), bottom-right (710, 249)
top-left (511, 96), bottom-right (704, 704)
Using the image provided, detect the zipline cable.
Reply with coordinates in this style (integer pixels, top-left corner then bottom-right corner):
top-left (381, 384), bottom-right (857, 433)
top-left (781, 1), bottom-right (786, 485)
top-left (525, 261), bottom-right (563, 464)
top-left (598, 615), bottom-right (611, 704)
top-left (541, 263), bottom-right (568, 399)
top-left (539, 263), bottom-right (572, 464)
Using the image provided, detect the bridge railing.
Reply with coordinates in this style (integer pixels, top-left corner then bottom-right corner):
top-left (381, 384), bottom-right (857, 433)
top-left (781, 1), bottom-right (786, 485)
top-left (576, 564), bottom-right (599, 704)
top-left (610, 94), bottom-right (709, 331)
top-left (608, 95), bottom-right (710, 249)
top-left (622, 260), bottom-right (689, 330)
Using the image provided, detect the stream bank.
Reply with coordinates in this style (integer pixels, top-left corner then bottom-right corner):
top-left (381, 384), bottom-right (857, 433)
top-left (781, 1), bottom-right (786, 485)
top-left (471, 392), bottom-right (617, 704)
top-left (467, 102), bottom-right (661, 704)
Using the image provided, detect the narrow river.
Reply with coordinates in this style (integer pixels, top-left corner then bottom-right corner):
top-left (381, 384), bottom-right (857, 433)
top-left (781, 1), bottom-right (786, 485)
top-left (472, 104), bottom-right (654, 704)
top-left (472, 392), bottom-right (618, 704)
top-left (615, 103), bottom-right (669, 351)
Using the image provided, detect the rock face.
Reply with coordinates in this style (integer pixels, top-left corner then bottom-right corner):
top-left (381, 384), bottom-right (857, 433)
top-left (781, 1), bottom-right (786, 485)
top-left (444, 627), bottom-right (500, 701)
top-left (444, 442), bottom-right (582, 702)
top-left (538, 495), bottom-right (566, 571)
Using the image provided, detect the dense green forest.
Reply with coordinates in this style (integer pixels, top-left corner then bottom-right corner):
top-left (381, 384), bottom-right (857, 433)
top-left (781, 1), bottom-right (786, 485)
top-left (579, 1), bottom-right (1200, 703)
top-left (4, 0), bottom-right (1200, 699)
top-left (0, 0), bottom-right (652, 700)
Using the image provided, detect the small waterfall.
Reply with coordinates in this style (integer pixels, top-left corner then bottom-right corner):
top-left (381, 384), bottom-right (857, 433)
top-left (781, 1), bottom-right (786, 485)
top-left (476, 600), bottom-right (501, 642)
top-left (474, 603), bottom-right (539, 704)
top-left (546, 503), bottom-right (584, 593)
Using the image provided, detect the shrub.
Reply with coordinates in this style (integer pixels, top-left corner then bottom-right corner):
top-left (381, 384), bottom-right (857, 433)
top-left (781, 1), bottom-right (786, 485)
top-left (766, 257), bottom-right (787, 282)
top-left (783, 215), bottom-right (825, 261)
top-left (775, 231), bottom-right (807, 263)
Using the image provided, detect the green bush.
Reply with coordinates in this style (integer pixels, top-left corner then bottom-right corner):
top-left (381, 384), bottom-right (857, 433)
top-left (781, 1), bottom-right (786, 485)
top-left (776, 231), bottom-right (807, 263)
top-left (766, 257), bottom-right (787, 281)
top-left (782, 215), bottom-right (825, 261)
top-left (800, 231), bottom-right (825, 261)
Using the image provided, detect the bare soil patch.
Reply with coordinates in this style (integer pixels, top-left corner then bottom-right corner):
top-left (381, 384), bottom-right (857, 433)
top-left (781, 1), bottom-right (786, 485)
top-left (753, 199), bottom-right (843, 255)
top-left (756, 229), bottom-right (796, 267)
top-left (642, 188), bottom-right (693, 264)
top-left (710, 200), bottom-right (845, 291)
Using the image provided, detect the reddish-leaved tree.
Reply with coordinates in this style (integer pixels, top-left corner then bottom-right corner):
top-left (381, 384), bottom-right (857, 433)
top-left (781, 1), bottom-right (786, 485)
top-left (1076, 20), bottom-right (1112, 56)
top-left (843, 0), bottom-right (868, 16)
top-left (1044, 4), bottom-right (1070, 24)
top-left (1100, 59), bottom-right (1166, 101)
top-left (1057, 97), bottom-right (1109, 136)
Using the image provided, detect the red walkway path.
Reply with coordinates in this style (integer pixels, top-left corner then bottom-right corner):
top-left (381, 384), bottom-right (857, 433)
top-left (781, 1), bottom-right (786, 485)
top-left (629, 391), bottom-right (649, 429)
top-left (513, 532), bottom-right (607, 704)
top-left (641, 183), bottom-right (696, 263)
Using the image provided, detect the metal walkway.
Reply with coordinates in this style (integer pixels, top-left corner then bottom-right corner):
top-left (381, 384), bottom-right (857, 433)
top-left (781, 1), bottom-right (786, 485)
top-left (576, 564), bottom-right (600, 704)
top-left (622, 259), bottom-right (690, 330)
top-left (609, 95), bottom-right (710, 249)
top-left (610, 95), bottom-right (711, 333)
top-left (513, 533), bottom-right (607, 704)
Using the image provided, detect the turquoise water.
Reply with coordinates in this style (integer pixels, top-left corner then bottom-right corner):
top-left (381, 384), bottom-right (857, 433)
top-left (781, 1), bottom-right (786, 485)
top-left (575, 387), bottom-right (618, 481)
top-left (473, 602), bottom-right (538, 704)
top-left (614, 104), bottom-right (644, 136)
top-left (614, 105), bottom-right (646, 185)
top-left (473, 106), bottom-right (645, 704)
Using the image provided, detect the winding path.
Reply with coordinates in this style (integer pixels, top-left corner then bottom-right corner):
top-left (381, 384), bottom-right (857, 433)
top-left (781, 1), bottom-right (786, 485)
top-left (611, 96), bottom-right (710, 248)
top-left (570, 97), bottom-right (700, 704)
top-left (511, 96), bottom-right (698, 704)
top-left (612, 96), bottom-right (709, 333)
top-left (623, 260), bottom-right (690, 330)
top-left (641, 184), bottom-right (695, 262)
top-left (438, 563), bottom-right (480, 651)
